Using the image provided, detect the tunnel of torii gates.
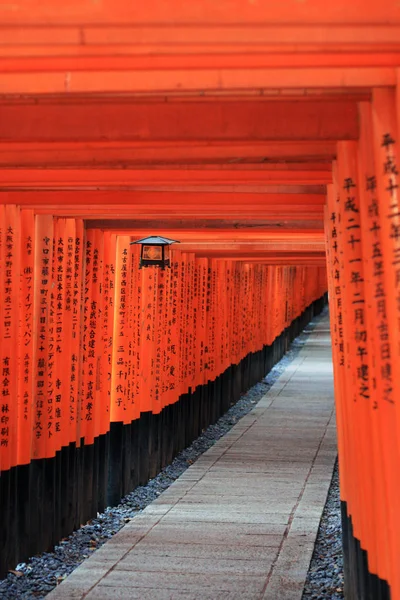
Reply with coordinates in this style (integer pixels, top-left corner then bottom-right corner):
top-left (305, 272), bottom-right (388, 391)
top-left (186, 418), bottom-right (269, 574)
top-left (3, 2), bottom-right (400, 599)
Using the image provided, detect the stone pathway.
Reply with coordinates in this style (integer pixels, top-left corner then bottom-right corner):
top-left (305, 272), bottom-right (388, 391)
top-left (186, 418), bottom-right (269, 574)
top-left (48, 314), bottom-right (336, 600)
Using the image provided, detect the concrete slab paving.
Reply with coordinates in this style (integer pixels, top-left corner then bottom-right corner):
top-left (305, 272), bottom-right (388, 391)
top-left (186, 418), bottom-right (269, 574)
top-left (48, 313), bottom-right (336, 600)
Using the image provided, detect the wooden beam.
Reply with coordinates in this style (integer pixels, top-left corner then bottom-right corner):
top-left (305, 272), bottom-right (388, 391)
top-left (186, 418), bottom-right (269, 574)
top-left (86, 218), bottom-right (324, 231)
top-left (4, 52), bottom-right (400, 72)
top-left (0, 100), bottom-right (358, 141)
top-left (0, 67), bottom-right (392, 94)
top-left (0, 168), bottom-right (331, 187)
top-left (2, 1), bottom-right (400, 26)
top-left (0, 190), bottom-right (326, 206)
top-left (0, 141), bottom-right (337, 167)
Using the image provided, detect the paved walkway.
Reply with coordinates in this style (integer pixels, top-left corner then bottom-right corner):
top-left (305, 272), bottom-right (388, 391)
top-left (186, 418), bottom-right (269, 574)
top-left (48, 313), bottom-right (336, 600)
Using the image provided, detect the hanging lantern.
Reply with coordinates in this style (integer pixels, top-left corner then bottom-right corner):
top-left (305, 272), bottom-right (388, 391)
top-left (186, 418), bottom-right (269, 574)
top-left (131, 236), bottom-right (179, 270)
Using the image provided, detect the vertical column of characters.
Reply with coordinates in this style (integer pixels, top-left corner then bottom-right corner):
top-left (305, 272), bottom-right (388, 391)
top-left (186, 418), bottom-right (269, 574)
top-left (71, 220), bottom-right (84, 444)
top-left (177, 254), bottom-right (186, 394)
top-left (185, 254), bottom-right (192, 390)
top-left (282, 267), bottom-right (288, 332)
top-left (61, 219), bottom-right (75, 448)
top-left (324, 191), bottom-right (350, 538)
top-left (80, 229), bottom-right (96, 443)
top-left (239, 264), bottom-right (246, 360)
top-left (265, 266), bottom-right (272, 347)
top-left (280, 267), bottom-right (286, 334)
top-left (329, 170), bottom-right (353, 514)
top-left (248, 265), bottom-right (255, 355)
top-left (127, 242), bottom-right (140, 422)
top-left (259, 266), bottom-right (266, 348)
top-left (0, 205), bottom-right (20, 471)
top-left (255, 265), bottom-right (261, 350)
top-left (371, 87), bottom-right (400, 595)
top-left (225, 261), bottom-right (232, 370)
top-left (196, 258), bottom-right (204, 387)
top-left (182, 254), bottom-right (189, 391)
top-left (238, 263), bottom-right (243, 362)
top-left (210, 259), bottom-right (218, 381)
top-left (195, 258), bottom-right (207, 387)
top-left (159, 263), bottom-right (170, 410)
top-left (301, 267), bottom-right (307, 313)
top-left (372, 90), bottom-right (400, 406)
top-left (79, 229), bottom-right (91, 443)
top-left (253, 265), bottom-right (260, 351)
top-left (269, 266), bottom-right (276, 342)
top-left (225, 260), bottom-right (233, 370)
top-left (357, 102), bottom-right (392, 584)
top-left (295, 266), bottom-right (300, 319)
top-left (249, 265), bottom-right (255, 354)
top-left (244, 264), bottom-right (250, 357)
top-left (231, 263), bottom-right (238, 365)
top-left (248, 264), bottom-right (254, 355)
top-left (17, 209), bottom-right (35, 467)
top-left (272, 266), bottom-right (279, 340)
top-left (245, 263), bottom-right (251, 355)
top-left (254, 265), bottom-right (261, 351)
top-left (291, 267), bottom-right (296, 322)
top-left (125, 241), bottom-right (134, 424)
top-left (257, 265), bottom-right (263, 349)
top-left (111, 236), bottom-right (130, 423)
top-left (284, 267), bottom-right (290, 330)
top-left (183, 254), bottom-right (191, 391)
top-left (92, 229), bottom-right (105, 439)
top-left (260, 265), bottom-right (265, 348)
top-left (279, 266), bottom-right (285, 333)
top-left (287, 266), bottom-right (294, 326)
top-left (303, 267), bottom-right (309, 310)
top-left (290, 267), bottom-right (295, 324)
top-left (153, 265), bottom-right (164, 414)
top-left (229, 262), bottom-right (235, 365)
top-left (190, 256), bottom-right (198, 390)
top-left (169, 256), bottom-right (180, 405)
top-left (333, 155), bottom-right (367, 563)
top-left (100, 232), bottom-right (116, 434)
top-left (222, 261), bottom-right (229, 372)
top-left (274, 267), bottom-right (281, 340)
top-left (204, 261), bottom-right (212, 382)
top-left (272, 266), bottom-right (279, 343)
top-left (31, 215), bottom-right (54, 461)
top-left (139, 258), bottom-right (154, 413)
top-left (264, 266), bottom-right (270, 346)
top-left (150, 266), bottom-right (159, 412)
top-left (302, 267), bottom-right (307, 312)
top-left (256, 265), bottom-right (262, 350)
top-left (299, 267), bottom-right (305, 315)
top-left (0, 204), bottom-right (4, 471)
top-left (52, 218), bottom-right (66, 453)
top-left (249, 264), bottom-right (255, 353)
top-left (189, 254), bottom-right (197, 389)
top-left (45, 227), bottom-right (57, 458)
top-left (134, 243), bottom-right (143, 414)
top-left (215, 261), bottom-right (224, 376)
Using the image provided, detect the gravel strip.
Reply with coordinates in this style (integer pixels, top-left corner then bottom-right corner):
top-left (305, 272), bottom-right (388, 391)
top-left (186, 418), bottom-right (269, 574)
top-left (302, 463), bottom-right (344, 600)
top-left (0, 314), bottom-right (325, 600)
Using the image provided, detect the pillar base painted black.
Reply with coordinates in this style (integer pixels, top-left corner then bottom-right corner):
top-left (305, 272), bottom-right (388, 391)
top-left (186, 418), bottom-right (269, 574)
top-left (341, 502), bottom-right (391, 600)
top-left (0, 295), bottom-right (327, 578)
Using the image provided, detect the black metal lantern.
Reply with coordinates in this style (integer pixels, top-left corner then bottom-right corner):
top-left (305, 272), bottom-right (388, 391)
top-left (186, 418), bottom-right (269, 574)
top-left (131, 236), bottom-right (179, 270)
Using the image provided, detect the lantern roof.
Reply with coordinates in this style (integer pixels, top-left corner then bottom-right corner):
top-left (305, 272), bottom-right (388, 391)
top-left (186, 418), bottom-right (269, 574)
top-left (131, 236), bottom-right (179, 246)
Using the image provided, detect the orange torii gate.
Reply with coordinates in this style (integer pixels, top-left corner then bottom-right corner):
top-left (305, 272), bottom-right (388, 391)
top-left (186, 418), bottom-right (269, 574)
top-left (2, 2), bottom-right (400, 598)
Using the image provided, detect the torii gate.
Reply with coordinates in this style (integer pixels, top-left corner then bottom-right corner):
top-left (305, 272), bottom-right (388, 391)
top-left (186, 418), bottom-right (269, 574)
top-left (1, 2), bottom-right (400, 598)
